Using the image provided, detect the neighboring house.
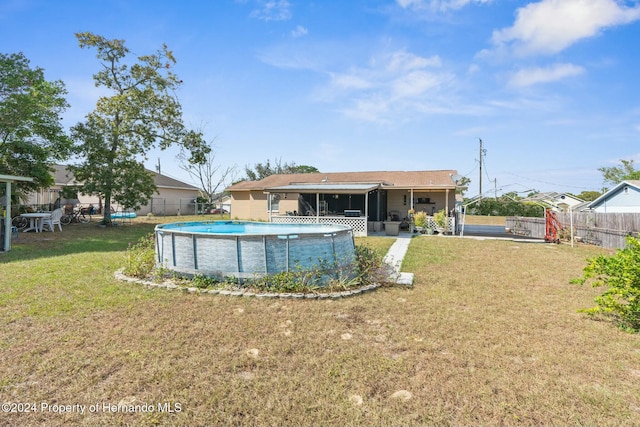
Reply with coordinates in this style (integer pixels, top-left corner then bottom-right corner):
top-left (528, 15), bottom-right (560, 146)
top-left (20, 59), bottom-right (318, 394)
top-left (226, 170), bottom-right (460, 235)
top-left (24, 164), bottom-right (100, 209)
top-left (24, 165), bottom-right (200, 216)
top-left (142, 172), bottom-right (200, 216)
top-left (588, 180), bottom-right (640, 213)
top-left (212, 193), bottom-right (232, 212)
top-left (522, 191), bottom-right (585, 212)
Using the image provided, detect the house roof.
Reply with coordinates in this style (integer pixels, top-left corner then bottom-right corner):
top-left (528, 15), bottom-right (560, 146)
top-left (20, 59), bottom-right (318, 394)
top-left (588, 180), bottom-right (640, 208)
top-left (227, 170), bottom-right (459, 192)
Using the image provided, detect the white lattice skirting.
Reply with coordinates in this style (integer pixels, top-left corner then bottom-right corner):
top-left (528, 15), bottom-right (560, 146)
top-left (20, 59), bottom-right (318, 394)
top-left (271, 215), bottom-right (368, 237)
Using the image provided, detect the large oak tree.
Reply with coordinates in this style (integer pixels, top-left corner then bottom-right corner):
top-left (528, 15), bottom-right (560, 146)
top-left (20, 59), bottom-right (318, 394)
top-left (70, 33), bottom-right (208, 224)
top-left (0, 52), bottom-right (70, 200)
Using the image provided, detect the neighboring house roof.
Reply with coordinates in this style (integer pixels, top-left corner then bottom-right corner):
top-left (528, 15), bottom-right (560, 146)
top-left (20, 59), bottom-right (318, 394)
top-left (227, 170), bottom-right (459, 192)
top-left (588, 180), bottom-right (640, 210)
top-left (522, 191), bottom-right (584, 207)
top-left (152, 171), bottom-right (200, 191)
top-left (52, 164), bottom-right (199, 191)
top-left (572, 200), bottom-right (593, 212)
top-left (52, 164), bottom-right (77, 186)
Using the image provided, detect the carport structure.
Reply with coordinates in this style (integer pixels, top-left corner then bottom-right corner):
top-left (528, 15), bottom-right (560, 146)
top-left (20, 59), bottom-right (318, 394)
top-left (1, 174), bottom-right (34, 252)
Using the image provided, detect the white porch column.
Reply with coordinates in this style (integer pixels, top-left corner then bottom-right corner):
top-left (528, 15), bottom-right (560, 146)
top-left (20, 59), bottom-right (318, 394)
top-left (410, 189), bottom-right (414, 210)
top-left (316, 193), bottom-right (320, 222)
top-left (267, 191), bottom-right (272, 222)
top-left (445, 189), bottom-right (449, 215)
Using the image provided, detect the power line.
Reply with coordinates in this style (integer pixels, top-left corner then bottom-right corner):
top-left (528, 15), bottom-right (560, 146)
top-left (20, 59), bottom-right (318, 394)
top-left (505, 172), bottom-right (596, 190)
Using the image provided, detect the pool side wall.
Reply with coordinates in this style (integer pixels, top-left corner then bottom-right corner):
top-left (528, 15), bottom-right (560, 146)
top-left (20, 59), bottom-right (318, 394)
top-left (155, 221), bottom-right (355, 279)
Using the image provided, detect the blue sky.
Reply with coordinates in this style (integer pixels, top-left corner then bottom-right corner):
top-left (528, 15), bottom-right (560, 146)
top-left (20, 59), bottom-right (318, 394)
top-left (2, 0), bottom-right (640, 197)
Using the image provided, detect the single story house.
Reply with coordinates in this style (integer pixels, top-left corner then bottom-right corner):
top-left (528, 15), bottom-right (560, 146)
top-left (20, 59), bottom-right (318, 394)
top-left (24, 164), bottom-right (201, 216)
top-left (588, 180), bottom-right (640, 213)
top-left (226, 170), bottom-right (461, 236)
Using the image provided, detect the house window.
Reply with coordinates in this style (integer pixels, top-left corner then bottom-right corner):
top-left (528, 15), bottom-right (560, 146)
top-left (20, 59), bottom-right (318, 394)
top-left (270, 193), bottom-right (281, 212)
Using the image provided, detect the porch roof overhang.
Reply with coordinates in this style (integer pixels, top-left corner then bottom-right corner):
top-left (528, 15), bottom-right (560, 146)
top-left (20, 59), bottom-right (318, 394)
top-left (387, 185), bottom-right (457, 191)
top-left (265, 183), bottom-right (381, 194)
top-left (0, 174), bottom-right (34, 183)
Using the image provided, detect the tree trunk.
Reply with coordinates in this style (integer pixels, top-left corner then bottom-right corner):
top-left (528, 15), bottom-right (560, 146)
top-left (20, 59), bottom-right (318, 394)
top-left (102, 191), bottom-right (112, 225)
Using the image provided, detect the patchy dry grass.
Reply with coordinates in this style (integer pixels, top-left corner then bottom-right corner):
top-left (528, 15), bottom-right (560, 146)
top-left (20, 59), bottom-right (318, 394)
top-left (1, 219), bottom-right (640, 426)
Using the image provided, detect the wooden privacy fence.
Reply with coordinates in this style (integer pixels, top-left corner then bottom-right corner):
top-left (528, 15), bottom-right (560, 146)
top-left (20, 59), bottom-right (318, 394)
top-left (506, 212), bottom-right (640, 249)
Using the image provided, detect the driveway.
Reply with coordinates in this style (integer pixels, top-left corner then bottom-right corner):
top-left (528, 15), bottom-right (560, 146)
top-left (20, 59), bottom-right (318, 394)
top-left (459, 224), bottom-right (544, 241)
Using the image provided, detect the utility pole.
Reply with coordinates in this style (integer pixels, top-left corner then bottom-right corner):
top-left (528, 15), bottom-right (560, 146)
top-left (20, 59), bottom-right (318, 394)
top-left (478, 138), bottom-right (485, 197)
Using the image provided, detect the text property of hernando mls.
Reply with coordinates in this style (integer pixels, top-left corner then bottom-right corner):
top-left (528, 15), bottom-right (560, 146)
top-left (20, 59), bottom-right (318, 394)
top-left (2, 401), bottom-right (182, 415)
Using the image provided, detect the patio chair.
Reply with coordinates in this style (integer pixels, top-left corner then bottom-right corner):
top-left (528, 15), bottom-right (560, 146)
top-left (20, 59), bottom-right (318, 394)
top-left (41, 208), bottom-right (63, 232)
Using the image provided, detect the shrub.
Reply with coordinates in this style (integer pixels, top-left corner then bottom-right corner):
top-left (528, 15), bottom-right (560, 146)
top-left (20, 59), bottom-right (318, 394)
top-left (413, 211), bottom-right (428, 228)
top-left (123, 233), bottom-right (156, 278)
top-left (352, 244), bottom-right (393, 286)
top-left (572, 236), bottom-right (640, 332)
top-left (191, 274), bottom-right (218, 289)
top-left (433, 209), bottom-right (447, 229)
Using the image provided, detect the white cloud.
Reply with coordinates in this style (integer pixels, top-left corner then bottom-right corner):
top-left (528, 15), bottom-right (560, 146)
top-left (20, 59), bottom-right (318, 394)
top-left (340, 97), bottom-right (391, 123)
top-left (508, 63), bottom-right (585, 87)
top-left (490, 0), bottom-right (640, 57)
top-left (329, 73), bottom-right (373, 90)
top-left (392, 70), bottom-right (445, 97)
top-left (324, 50), bottom-right (454, 122)
top-left (291, 25), bottom-right (308, 38)
top-left (396, 0), bottom-right (491, 12)
top-left (386, 50), bottom-right (442, 72)
top-left (250, 0), bottom-right (291, 21)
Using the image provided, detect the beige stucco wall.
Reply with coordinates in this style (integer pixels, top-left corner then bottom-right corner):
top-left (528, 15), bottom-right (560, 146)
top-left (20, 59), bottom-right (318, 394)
top-left (277, 197), bottom-right (300, 216)
top-left (230, 191), bottom-right (301, 221)
top-left (230, 191), bottom-right (270, 221)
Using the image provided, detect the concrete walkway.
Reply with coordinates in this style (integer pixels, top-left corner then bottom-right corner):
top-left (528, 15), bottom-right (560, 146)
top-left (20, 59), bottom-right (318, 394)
top-left (382, 236), bottom-right (414, 285)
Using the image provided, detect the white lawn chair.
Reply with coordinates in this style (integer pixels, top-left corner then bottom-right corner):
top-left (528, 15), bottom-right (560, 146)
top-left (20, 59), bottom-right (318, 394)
top-left (41, 208), bottom-right (63, 232)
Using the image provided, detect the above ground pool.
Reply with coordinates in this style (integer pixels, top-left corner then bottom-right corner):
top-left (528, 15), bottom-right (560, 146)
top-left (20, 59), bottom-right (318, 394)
top-left (154, 221), bottom-right (355, 280)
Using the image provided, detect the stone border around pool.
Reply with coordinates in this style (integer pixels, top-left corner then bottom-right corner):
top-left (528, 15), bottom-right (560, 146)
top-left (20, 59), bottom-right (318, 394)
top-left (114, 269), bottom-right (381, 299)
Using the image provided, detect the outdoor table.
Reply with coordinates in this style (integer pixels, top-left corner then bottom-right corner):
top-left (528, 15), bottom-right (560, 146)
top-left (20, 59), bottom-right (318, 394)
top-left (20, 212), bottom-right (52, 233)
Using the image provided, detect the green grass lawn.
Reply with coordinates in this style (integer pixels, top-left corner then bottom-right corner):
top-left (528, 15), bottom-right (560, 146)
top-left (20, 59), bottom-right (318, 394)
top-left (1, 217), bottom-right (640, 426)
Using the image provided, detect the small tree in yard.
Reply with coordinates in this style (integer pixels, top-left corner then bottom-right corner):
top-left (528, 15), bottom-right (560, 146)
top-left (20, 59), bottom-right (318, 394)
top-left (572, 236), bottom-right (640, 332)
top-left (70, 33), bottom-right (208, 225)
top-left (178, 138), bottom-right (237, 209)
